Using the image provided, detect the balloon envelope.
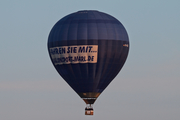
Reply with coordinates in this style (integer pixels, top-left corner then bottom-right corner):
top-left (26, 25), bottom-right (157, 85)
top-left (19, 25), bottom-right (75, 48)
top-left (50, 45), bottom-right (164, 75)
top-left (47, 10), bottom-right (129, 104)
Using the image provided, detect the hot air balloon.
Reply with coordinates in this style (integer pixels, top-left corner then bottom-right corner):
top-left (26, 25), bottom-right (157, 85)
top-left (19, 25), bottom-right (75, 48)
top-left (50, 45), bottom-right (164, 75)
top-left (47, 10), bottom-right (129, 115)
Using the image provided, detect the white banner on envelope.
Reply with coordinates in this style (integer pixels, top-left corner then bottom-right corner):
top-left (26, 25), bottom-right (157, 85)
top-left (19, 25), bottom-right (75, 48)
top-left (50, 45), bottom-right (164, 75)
top-left (49, 45), bottom-right (98, 65)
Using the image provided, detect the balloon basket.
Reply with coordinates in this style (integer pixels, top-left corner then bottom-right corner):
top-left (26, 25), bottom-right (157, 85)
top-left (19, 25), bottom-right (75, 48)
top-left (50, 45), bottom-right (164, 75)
top-left (85, 104), bottom-right (94, 115)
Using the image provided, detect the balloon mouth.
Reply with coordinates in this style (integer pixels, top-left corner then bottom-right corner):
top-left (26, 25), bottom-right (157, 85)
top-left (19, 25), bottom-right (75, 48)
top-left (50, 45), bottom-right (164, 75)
top-left (78, 92), bottom-right (101, 104)
top-left (78, 92), bottom-right (101, 98)
top-left (82, 98), bottom-right (97, 104)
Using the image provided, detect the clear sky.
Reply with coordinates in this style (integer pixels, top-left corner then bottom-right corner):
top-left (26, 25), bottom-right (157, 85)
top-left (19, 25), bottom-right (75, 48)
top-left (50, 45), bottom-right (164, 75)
top-left (0, 0), bottom-right (180, 120)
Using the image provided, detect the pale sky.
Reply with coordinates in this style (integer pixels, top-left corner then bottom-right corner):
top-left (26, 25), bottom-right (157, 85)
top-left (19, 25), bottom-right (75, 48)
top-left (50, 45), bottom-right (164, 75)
top-left (0, 0), bottom-right (180, 120)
